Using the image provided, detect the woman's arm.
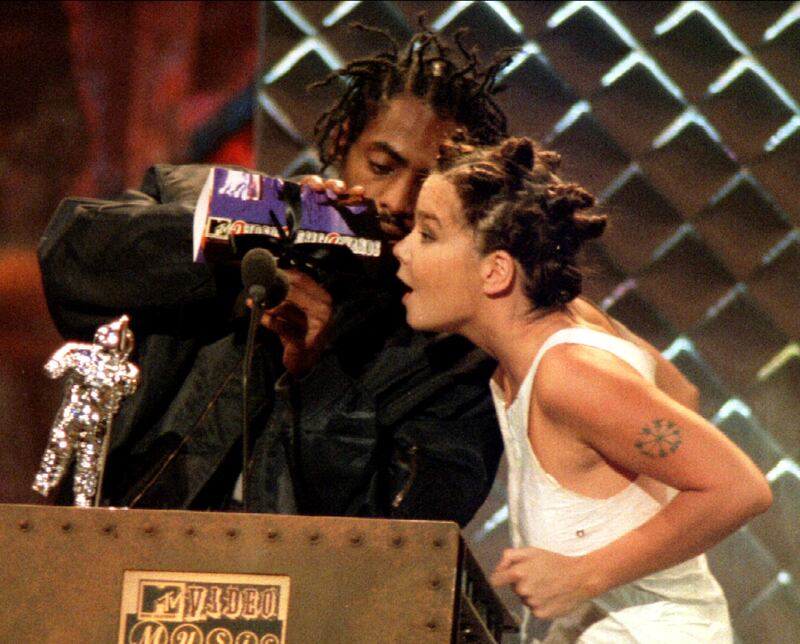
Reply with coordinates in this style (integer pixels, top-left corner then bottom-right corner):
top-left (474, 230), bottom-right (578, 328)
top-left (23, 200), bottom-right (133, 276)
top-left (491, 344), bottom-right (771, 618)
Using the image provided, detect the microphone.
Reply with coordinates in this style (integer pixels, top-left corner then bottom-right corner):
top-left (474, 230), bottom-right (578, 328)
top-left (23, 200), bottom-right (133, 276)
top-left (239, 248), bottom-right (288, 511)
top-left (241, 248), bottom-right (289, 309)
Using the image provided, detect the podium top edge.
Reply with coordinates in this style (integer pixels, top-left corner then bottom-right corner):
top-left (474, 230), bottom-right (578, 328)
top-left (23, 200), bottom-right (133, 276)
top-left (0, 502), bottom-right (462, 532)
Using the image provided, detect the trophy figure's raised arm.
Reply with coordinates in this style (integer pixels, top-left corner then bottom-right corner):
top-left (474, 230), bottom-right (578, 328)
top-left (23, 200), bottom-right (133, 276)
top-left (32, 314), bottom-right (139, 507)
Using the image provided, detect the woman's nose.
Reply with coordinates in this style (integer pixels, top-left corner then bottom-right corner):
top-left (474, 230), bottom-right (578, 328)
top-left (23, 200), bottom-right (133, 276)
top-left (393, 235), bottom-right (408, 262)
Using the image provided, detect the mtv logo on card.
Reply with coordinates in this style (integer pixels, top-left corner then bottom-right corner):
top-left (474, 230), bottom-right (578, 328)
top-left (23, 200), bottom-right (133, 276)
top-left (192, 168), bottom-right (387, 281)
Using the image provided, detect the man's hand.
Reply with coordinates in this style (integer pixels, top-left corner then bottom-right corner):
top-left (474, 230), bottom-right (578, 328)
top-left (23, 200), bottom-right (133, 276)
top-left (252, 176), bottom-right (365, 376)
top-left (490, 547), bottom-right (595, 620)
top-left (299, 175), bottom-right (365, 199)
top-left (257, 269), bottom-right (333, 376)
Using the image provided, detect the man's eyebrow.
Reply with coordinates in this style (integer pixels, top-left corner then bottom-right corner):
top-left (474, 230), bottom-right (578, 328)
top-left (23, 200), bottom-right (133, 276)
top-left (371, 141), bottom-right (407, 166)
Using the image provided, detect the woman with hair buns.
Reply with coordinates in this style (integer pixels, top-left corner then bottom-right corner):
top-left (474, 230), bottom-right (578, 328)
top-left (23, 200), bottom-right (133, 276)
top-left (393, 135), bottom-right (772, 643)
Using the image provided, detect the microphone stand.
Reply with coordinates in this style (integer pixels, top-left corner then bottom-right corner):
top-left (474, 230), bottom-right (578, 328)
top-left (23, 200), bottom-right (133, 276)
top-left (237, 227), bottom-right (292, 514)
top-left (242, 286), bottom-right (266, 513)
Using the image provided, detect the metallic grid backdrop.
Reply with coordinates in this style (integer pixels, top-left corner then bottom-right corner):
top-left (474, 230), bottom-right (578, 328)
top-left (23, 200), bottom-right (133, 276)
top-left (254, 2), bottom-right (800, 642)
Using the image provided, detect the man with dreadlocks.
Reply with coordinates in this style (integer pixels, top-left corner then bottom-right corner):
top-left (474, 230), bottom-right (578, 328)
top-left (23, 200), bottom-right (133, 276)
top-left (37, 26), bottom-right (514, 521)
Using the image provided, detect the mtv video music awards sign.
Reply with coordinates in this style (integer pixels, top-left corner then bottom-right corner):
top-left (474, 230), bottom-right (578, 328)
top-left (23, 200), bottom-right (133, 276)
top-left (118, 570), bottom-right (290, 644)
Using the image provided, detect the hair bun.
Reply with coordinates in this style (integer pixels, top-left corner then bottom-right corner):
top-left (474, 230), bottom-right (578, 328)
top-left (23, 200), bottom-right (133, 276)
top-left (499, 137), bottom-right (535, 171)
top-left (537, 150), bottom-right (561, 173)
top-left (547, 183), bottom-right (595, 216)
top-left (574, 213), bottom-right (607, 242)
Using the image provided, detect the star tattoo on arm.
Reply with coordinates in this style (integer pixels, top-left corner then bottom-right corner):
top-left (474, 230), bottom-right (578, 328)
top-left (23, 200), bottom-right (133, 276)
top-left (635, 418), bottom-right (682, 458)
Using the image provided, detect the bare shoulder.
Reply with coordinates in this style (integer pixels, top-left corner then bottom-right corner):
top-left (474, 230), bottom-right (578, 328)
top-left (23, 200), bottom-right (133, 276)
top-left (534, 341), bottom-right (648, 415)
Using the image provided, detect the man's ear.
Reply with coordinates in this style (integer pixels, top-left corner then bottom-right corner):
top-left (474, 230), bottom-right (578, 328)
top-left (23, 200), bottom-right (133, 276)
top-left (481, 250), bottom-right (515, 296)
top-left (331, 119), bottom-right (351, 162)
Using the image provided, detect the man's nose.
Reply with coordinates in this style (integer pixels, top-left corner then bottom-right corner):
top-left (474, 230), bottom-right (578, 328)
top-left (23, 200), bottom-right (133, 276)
top-left (378, 176), bottom-right (414, 215)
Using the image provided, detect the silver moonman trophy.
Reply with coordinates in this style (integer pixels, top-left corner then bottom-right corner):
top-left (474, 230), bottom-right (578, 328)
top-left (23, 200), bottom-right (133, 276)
top-left (32, 314), bottom-right (140, 507)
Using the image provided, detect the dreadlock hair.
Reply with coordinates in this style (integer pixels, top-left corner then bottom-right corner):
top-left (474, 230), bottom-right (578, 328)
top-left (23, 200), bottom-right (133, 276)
top-left (437, 132), bottom-right (607, 309)
top-left (312, 20), bottom-right (515, 169)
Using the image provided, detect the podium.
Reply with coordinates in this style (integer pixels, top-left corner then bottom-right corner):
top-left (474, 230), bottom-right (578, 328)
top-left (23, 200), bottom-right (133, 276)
top-left (0, 504), bottom-right (518, 643)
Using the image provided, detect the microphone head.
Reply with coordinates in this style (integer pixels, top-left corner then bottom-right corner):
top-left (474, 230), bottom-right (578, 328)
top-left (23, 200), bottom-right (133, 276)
top-left (241, 248), bottom-right (276, 290)
top-left (241, 248), bottom-right (289, 308)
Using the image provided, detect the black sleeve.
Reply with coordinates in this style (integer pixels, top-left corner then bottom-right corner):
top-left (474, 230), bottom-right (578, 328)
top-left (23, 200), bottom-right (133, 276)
top-left (37, 167), bottom-right (242, 342)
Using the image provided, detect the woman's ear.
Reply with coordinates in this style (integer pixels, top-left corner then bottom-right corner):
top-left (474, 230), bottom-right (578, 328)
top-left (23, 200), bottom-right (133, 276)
top-left (481, 250), bottom-right (515, 296)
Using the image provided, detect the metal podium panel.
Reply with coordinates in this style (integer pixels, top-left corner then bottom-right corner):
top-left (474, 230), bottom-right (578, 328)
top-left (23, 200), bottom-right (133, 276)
top-left (0, 503), bottom-right (514, 643)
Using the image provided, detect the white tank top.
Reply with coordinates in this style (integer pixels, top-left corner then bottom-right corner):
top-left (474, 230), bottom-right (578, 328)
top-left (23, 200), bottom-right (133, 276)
top-left (490, 327), bottom-right (732, 642)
